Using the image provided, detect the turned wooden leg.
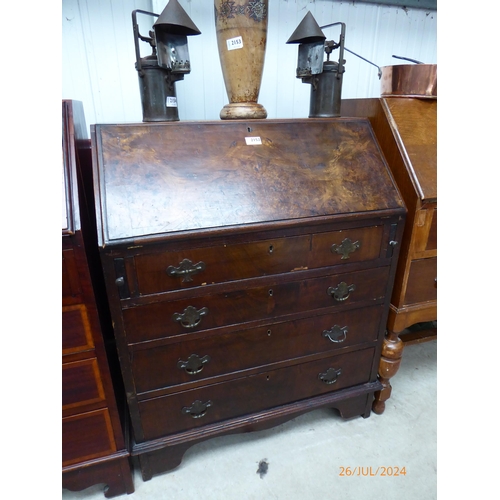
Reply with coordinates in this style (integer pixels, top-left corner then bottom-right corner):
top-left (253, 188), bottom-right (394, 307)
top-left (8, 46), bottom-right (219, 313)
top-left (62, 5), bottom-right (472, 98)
top-left (372, 329), bottom-right (405, 415)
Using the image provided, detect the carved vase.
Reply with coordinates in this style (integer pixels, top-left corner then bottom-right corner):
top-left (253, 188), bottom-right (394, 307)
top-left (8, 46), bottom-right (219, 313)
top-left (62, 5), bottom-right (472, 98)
top-left (214, 0), bottom-right (268, 119)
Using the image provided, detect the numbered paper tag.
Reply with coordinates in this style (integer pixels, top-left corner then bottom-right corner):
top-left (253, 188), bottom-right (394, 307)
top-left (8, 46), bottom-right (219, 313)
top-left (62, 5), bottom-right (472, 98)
top-left (166, 96), bottom-right (178, 107)
top-left (227, 36), bottom-right (243, 51)
top-left (245, 136), bottom-right (262, 145)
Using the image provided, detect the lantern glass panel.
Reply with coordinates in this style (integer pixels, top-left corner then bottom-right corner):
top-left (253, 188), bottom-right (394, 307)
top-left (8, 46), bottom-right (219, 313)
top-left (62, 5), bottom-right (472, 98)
top-left (155, 32), bottom-right (191, 74)
top-left (297, 42), bottom-right (324, 78)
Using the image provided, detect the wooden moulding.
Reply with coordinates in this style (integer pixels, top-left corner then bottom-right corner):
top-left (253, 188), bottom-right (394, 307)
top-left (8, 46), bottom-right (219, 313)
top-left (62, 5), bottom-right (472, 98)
top-left (134, 385), bottom-right (380, 480)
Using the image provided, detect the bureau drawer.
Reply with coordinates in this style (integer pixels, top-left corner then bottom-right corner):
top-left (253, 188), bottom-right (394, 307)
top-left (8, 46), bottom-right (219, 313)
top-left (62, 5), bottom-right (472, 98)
top-left (133, 226), bottom-right (384, 295)
top-left (123, 266), bottom-right (390, 344)
top-left (131, 304), bottom-right (383, 394)
top-left (62, 304), bottom-right (94, 354)
top-left (62, 357), bottom-right (106, 411)
top-left (62, 408), bottom-right (117, 466)
top-left (404, 257), bottom-right (437, 305)
top-left (138, 347), bottom-right (375, 440)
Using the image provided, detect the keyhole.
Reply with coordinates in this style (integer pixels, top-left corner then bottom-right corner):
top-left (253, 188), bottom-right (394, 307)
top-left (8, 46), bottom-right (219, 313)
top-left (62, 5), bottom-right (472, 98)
top-left (268, 289), bottom-right (273, 297)
top-left (269, 245), bottom-right (274, 254)
top-left (247, 127), bottom-right (252, 132)
top-left (267, 329), bottom-right (272, 336)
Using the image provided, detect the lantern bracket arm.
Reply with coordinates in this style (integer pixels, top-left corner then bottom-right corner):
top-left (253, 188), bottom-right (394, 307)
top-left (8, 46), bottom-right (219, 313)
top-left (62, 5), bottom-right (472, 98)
top-left (318, 22), bottom-right (346, 75)
top-left (132, 9), bottom-right (160, 75)
top-left (321, 21), bottom-right (382, 79)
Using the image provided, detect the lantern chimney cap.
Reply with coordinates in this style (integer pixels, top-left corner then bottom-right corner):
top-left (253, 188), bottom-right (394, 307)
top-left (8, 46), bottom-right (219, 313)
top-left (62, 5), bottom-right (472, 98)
top-left (286, 11), bottom-right (326, 44)
top-left (154, 0), bottom-right (201, 36)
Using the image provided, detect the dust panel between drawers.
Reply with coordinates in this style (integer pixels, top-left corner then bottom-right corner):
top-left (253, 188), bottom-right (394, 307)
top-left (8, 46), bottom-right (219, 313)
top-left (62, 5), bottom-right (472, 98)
top-left (122, 266), bottom-right (390, 344)
top-left (137, 347), bottom-right (375, 441)
top-left (131, 304), bottom-right (384, 395)
top-left (131, 225), bottom-right (385, 295)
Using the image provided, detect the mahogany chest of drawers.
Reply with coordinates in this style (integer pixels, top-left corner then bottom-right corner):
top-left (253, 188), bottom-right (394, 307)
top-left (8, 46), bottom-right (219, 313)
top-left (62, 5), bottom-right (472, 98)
top-left (91, 118), bottom-right (406, 480)
top-left (342, 97), bottom-right (437, 413)
top-left (62, 100), bottom-right (134, 497)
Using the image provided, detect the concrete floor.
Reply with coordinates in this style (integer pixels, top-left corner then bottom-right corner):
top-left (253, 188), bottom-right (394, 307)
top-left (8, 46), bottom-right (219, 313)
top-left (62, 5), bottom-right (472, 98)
top-left (63, 339), bottom-right (437, 500)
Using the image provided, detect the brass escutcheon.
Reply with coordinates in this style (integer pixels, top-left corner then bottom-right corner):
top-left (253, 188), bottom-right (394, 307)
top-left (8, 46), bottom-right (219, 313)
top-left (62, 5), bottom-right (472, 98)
top-left (177, 354), bottom-right (211, 375)
top-left (166, 259), bottom-right (206, 283)
top-left (331, 238), bottom-right (361, 259)
top-left (327, 282), bottom-right (356, 301)
top-left (318, 367), bottom-right (342, 385)
top-left (322, 325), bottom-right (348, 343)
top-left (181, 400), bottom-right (213, 419)
top-left (172, 305), bottom-right (209, 329)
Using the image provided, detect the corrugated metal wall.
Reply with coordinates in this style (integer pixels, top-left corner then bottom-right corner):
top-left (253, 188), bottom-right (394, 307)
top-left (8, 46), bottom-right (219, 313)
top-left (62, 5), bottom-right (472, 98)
top-left (62, 0), bottom-right (436, 130)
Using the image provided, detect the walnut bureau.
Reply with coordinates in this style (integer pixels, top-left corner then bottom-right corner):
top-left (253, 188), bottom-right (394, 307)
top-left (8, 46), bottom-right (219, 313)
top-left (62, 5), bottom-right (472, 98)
top-left (62, 100), bottom-right (134, 497)
top-left (341, 97), bottom-right (437, 414)
top-left (91, 118), bottom-right (406, 480)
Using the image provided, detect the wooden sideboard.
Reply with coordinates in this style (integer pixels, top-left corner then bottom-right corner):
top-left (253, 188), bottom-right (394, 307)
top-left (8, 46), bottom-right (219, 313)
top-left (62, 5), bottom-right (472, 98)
top-left (62, 100), bottom-right (134, 497)
top-left (91, 118), bottom-right (406, 480)
top-left (341, 97), bottom-right (437, 414)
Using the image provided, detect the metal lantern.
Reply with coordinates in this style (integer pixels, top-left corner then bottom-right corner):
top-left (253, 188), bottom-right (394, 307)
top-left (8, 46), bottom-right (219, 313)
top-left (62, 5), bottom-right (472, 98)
top-left (287, 12), bottom-right (346, 118)
top-left (132, 0), bottom-right (200, 122)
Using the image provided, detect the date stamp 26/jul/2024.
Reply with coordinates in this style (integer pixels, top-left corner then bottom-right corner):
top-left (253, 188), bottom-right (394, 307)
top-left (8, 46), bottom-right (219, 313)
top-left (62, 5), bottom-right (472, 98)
top-left (339, 466), bottom-right (407, 477)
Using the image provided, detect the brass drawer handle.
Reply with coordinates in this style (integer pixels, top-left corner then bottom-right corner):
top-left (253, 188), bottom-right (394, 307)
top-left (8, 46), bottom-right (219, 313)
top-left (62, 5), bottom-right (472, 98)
top-left (182, 400), bottom-right (212, 419)
top-left (331, 238), bottom-right (360, 259)
top-left (172, 305), bottom-right (209, 329)
top-left (323, 325), bottom-right (348, 343)
top-left (318, 367), bottom-right (342, 385)
top-left (166, 259), bottom-right (206, 283)
top-left (177, 354), bottom-right (211, 375)
top-left (327, 282), bottom-right (356, 302)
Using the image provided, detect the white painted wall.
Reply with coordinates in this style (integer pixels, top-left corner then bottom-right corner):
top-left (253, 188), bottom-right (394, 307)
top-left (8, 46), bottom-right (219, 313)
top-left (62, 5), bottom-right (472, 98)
top-left (62, 0), bottom-right (437, 131)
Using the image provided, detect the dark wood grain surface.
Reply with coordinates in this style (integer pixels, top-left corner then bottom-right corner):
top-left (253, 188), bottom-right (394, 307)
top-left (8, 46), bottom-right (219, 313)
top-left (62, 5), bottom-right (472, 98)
top-left (93, 117), bottom-right (407, 479)
top-left (130, 304), bottom-right (384, 396)
top-left (92, 119), bottom-right (404, 244)
top-left (137, 347), bottom-right (375, 441)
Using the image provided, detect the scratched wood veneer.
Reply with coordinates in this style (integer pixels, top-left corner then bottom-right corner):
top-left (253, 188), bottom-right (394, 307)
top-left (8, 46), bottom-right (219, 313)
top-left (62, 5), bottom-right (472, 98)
top-left (91, 118), bottom-right (406, 480)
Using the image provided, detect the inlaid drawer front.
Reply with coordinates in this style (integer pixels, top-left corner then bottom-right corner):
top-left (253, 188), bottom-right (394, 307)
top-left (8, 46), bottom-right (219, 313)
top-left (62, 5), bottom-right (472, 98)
top-left (131, 305), bottom-right (384, 394)
top-left (404, 257), bottom-right (437, 305)
top-left (132, 226), bottom-right (384, 295)
top-left (62, 304), bottom-right (94, 354)
top-left (123, 266), bottom-right (390, 344)
top-left (62, 409), bottom-right (117, 467)
top-left (62, 357), bottom-right (106, 411)
top-left (138, 347), bottom-right (375, 440)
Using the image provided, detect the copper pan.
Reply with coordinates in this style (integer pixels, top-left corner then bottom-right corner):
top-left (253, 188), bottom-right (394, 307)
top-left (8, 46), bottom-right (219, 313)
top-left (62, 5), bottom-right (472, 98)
top-left (380, 63), bottom-right (437, 98)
